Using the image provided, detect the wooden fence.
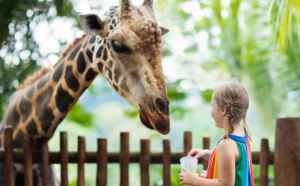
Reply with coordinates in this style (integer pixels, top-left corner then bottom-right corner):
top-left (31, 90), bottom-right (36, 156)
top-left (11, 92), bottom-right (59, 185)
top-left (1, 117), bottom-right (300, 186)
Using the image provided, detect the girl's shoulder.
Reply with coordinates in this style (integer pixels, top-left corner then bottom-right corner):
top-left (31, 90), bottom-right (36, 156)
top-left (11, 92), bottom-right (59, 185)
top-left (217, 138), bottom-right (239, 159)
top-left (217, 138), bottom-right (237, 149)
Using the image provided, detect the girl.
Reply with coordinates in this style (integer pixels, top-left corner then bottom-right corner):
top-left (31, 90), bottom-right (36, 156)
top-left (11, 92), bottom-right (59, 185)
top-left (179, 83), bottom-right (254, 186)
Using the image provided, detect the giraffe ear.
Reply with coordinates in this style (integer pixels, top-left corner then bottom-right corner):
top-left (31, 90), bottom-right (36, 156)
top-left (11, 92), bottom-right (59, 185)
top-left (160, 27), bottom-right (169, 36)
top-left (79, 14), bottom-right (106, 36)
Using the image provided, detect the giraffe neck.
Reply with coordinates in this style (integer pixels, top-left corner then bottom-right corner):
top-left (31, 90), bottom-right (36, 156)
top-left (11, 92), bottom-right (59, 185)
top-left (27, 35), bottom-right (104, 139)
top-left (50, 36), bottom-right (98, 116)
top-left (0, 7), bottom-right (120, 148)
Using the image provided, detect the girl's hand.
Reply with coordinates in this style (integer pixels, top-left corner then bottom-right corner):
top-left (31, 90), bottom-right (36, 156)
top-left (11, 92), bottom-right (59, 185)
top-left (187, 149), bottom-right (205, 159)
top-left (188, 149), bottom-right (212, 160)
top-left (179, 167), bottom-right (198, 185)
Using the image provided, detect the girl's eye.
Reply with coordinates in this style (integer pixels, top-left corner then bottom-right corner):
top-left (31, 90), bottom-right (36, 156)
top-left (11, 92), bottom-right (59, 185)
top-left (111, 40), bottom-right (130, 53)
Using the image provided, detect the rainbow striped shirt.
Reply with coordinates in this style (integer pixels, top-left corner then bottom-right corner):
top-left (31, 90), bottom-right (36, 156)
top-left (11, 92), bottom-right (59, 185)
top-left (206, 134), bottom-right (255, 186)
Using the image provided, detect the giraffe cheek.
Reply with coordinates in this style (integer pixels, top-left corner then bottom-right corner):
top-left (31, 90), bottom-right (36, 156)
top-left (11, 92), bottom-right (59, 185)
top-left (120, 78), bottom-right (130, 93)
top-left (113, 67), bottom-right (121, 84)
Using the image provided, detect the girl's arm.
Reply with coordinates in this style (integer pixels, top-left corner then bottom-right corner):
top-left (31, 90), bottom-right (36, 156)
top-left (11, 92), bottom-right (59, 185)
top-left (188, 149), bottom-right (212, 160)
top-left (179, 139), bottom-right (238, 186)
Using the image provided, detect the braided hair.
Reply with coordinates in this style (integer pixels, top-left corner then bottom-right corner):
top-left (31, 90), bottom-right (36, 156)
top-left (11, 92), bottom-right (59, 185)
top-left (213, 83), bottom-right (251, 140)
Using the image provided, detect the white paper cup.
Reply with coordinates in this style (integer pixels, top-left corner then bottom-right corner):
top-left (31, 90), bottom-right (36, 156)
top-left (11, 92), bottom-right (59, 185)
top-left (200, 170), bottom-right (207, 178)
top-left (180, 157), bottom-right (198, 174)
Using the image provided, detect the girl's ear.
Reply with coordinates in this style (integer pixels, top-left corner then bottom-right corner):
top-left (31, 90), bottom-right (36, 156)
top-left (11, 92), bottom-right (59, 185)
top-left (221, 107), bottom-right (227, 116)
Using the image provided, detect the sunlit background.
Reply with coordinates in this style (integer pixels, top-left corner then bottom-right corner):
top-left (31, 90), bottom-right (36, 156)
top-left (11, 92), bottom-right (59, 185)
top-left (1, 0), bottom-right (299, 185)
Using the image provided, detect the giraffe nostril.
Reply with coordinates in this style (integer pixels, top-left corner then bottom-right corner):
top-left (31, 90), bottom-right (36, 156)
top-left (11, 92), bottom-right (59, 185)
top-left (155, 98), bottom-right (169, 116)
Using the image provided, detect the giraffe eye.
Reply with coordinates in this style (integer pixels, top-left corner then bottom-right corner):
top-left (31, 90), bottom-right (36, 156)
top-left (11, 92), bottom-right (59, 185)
top-left (111, 40), bottom-right (130, 53)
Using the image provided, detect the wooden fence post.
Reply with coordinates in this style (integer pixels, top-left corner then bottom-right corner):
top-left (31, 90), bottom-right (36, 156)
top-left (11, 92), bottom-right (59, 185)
top-left (259, 139), bottom-right (269, 186)
top-left (77, 136), bottom-right (86, 186)
top-left (97, 138), bottom-right (107, 186)
top-left (202, 137), bottom-right (210, 170)
top-left (4, 127), bottom-right (14, 186)
top-left (163, 139), bottom-right (171, 186)
top-left (41, 140), bottom-right (49, 186)
top-left (120, 132), bottom-right (129, 186)
top-left (60, 132), bottom-right (68, 186)
top-left (140, 139), bottom-right (150, 186)
top-left (184, 132), bottom-right (192, 156)
top-left (24, 137), bottom-right (32, 186)
top-left (275, 118), bottom-right (300, 186)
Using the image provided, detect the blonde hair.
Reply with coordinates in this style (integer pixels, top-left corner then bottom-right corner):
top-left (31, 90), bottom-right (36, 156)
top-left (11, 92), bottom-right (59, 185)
top-left (213, 83), bottom-right (251, 141)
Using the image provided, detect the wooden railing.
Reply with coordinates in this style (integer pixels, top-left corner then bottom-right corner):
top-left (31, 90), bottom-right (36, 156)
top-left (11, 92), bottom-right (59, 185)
top-left (2, 117), bottom-right (300, 186)
top-left (1, 127), bottom-right (274, 186)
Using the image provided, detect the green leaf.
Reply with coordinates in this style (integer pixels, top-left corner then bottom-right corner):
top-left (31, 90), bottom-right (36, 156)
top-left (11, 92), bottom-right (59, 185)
top-left (162, 47), bottom-right (172, 57)
top-left (184, 43), bottom-right (198, 53)
top-left (200, 89), bottom-right (214, 103)
top-left (67, 102), bottom-right (94, 128)
top-left (123, 109), bottom-right (139, 118)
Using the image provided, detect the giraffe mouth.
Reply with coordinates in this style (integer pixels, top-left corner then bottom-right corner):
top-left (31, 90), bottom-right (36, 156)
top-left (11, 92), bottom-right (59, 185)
top-left (139, 104), bottom-right (170, 135)
top-left (139, 111), bottom-right (154, 130)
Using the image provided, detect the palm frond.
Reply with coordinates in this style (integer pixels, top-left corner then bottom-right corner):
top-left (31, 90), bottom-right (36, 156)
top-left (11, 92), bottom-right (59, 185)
top-left (269, 0), bottom-right (300, 51)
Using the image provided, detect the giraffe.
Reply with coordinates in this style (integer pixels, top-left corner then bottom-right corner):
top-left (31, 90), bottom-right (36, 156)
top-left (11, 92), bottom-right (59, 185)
top-left (0, 0), bottom-right (170, 185)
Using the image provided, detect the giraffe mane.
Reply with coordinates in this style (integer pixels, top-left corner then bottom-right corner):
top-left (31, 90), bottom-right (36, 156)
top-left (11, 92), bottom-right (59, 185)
top-left (53, 33), bottom-right (88, 68)
top-left (17, 33), bottom-right (89, 90)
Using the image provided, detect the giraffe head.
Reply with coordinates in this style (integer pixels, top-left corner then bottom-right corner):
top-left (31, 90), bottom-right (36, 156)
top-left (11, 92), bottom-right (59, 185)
top-left (79, 0), bottom-right (170, 134)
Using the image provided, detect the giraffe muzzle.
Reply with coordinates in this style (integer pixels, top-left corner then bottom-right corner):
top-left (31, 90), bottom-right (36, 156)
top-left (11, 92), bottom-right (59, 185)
top-left (138, 98), bottom-right (170, 135)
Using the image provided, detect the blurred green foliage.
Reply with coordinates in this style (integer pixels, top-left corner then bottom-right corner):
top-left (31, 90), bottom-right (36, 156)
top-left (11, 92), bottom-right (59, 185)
top-left (269, 0), bottom-right (300, 51)
top-left (0, 0), bottom-right (299, 184)
top-left (66, 102), bottom-right (94, 128)
top-left (200, 89), bottom-right (214, 103)
top-left (158, 0), bottom-right (299, 125)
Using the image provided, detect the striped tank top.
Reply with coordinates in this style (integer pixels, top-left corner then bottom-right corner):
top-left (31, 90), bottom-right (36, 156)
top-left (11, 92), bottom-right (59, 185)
top-left (206, 134), bottom-right (255, 186)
